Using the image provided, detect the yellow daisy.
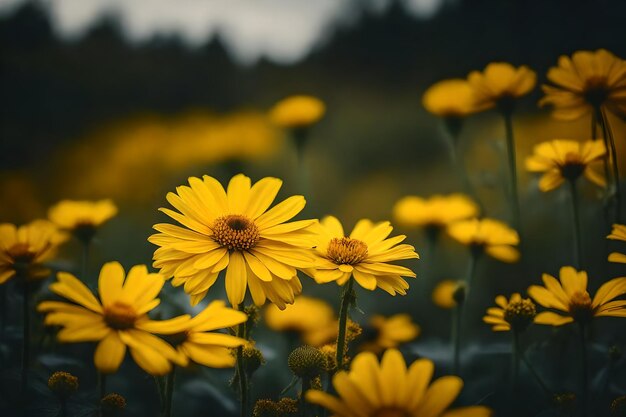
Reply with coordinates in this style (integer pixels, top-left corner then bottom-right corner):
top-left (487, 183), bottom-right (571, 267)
top-left (432, 280), bottom-right (464, 309)
top-left (307, 216), bottom-right (418, 294)
top-left (393, 194), bottom-right (479, 233)
top-left (306, 348), bottom-right (492, 417)
top-left (447, 218), bottom-right (520, 263)
top-left (37, 262), bottom-right (189, 375)
top-left (360, 314), bottom-right (420, 354)
top-left (483, 293), bottom-right (536, 332)
top-left (264, 296), bottom-right (336, 345)
top-left (0, 220), bottom-right (67, 284)
top-left (422, 79), bottom-right (477, 118)
top-left (269, 95), bottom-right (326, 129)
top-left (467, 62), bottom-right (537, 111)
top-left (155, 300), bottom-right (248, 368)
top-left (528, 266), bottom-right (626, 326)
top-left (540, 49), bottom-right (626, 120)
top-left (149, 174), bottom-right (317, 308)
top-left (48, 199), bottom-right (117, 243)
top-left (607, 224), bottom-right (626, 264)
top-left (525, 139), bottom-right (606, 192)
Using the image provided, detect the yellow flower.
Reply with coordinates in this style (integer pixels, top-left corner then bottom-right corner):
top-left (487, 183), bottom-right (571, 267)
top-left (540, 49), bottom-right (626, 120)
top-left (149, 174), bottom-right (317, 308)
top-left (528, 266), bottom-right (626, 326)
top-left (307, 216), bottom-right (418, 294)
top-left (37, 262), bottom-right (188, 375)
top-left (306, 348), bottom-right (492, 417)
top-left (525, 139), bottom-right (606, 192)
top-left (393, 194), bottom-right (479, 231)
top-left (432, 280), bottom-right (464, 309)
top-left (483, 293), bottom-right (536, 332)
top-left (422, 79), bottom-right (477, 117)
top-left (608, 224), bottom-right (626, 264)
top-left (0, 220), bottom-right (67, 284)
top-left (447, 218), bottom-right (520, 263)
top-left (264, 296), bottom-right (336, 345)
top-left (360, 314), bottom-right (420, 354)
top-left (467, 62), bottom-right (536, 111)
top-left (48, 199), bottom-right (117, 231)
top-left (155, 300), bottom-right (248, 368)
top-left (269, 95), bottom-right (326, 128)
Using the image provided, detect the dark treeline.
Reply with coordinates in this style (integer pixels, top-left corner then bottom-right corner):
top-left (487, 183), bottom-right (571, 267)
top-left (1, 0), bottom-right (625, 169)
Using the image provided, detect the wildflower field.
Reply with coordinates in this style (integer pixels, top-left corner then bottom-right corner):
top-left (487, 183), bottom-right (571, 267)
top-left (0, 1), bottom-right (625, 417)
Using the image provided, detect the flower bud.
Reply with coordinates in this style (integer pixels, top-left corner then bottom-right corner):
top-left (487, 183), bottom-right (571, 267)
top-left (288, 346), bottom-right (324, 378)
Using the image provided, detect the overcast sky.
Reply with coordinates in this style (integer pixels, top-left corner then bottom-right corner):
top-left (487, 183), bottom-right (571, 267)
top-left (0, 0), bottom-right (444, 64)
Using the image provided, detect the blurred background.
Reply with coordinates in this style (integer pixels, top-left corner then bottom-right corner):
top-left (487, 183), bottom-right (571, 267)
top-left (1, 0), bottom-right (626, 415)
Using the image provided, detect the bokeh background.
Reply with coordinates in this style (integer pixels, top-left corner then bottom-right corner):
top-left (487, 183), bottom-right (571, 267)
top-left (1, 0), bottom-right (626, 416)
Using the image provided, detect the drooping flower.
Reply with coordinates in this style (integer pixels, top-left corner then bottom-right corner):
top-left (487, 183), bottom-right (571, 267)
top-left (393, 194), bottom-right (478, 234)
top-left (528, 266), bottom-right (626, 326)
top-left (0, 220), bottom-right (67, 285)
top-left (607, 224), bottom-right (626, 264)
top-left (306, 348), bottom-right (492, 417)
top-left (269, 95), bottom-right (326, 129)
top-left (48, 199), bottom-right (117, 244)
top-left (37, 262), bottom-right (188, 375)
top-left (525, 139), bottom-right (606, 192)
top-left (359, 314), bottom-right (420, 354)
top-left (149, 174), bottom-right (317, 308)
top-left (422, 79), bottom-right (477, 117)
top-left (467, 62), bottom-right (537, 112)
top-left (447, 218), bottom-right (520, 263)
top-left (432, 280), bottom-right (465, 309)
top-left (483, 293), bottom-right (536, 332)
top-left (539, 49), bottom-right (626, 120)
top-left (264, 296), bottom-right (336, 345)
top-left (307, 216), bottom-right (418, 294)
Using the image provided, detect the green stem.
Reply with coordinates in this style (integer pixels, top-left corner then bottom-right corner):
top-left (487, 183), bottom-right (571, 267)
top-left (82, 241), bottom-right (90, 280)
top-left (519, 350), bottom-right (551, 399)
top-left (21, 281), bottom-right (30, 396)
top-left (511, 330), bottom-right (520, 390)
top-left (301, 377), bottom-right (311, 417)
top-left (465, 250), bottom-right (478, 296)
top-left (600, 108), bottom-right (622, 223)
top-left (336, 277), bottom-right (354, 371)
top-left (568, 180), bottom-right (583, 268)
top-left (236, 304), bottom-right (249, 417)
top-left (503, 111), bottom-right (521, 231)
top-left (97, 372), bottom-right (106, 417)
top-left (451, 302), bottom-right (462, 375)
top-left (60, 398), bottom-right (67, 417)
top-left (163, 368), bottom-right (176, 417)
top-left (579, 323), bottom-right (588, 417)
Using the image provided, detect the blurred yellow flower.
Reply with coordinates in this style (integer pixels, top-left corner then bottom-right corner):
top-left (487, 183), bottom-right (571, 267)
top-left (467, 62), bottom-right (536, 111)
top-left (306, 348), bottom-right (492, 417)
top-left (307, 216), bottom-right (418, 294)
top-left (432, 280), bottom-right (464, 309)
top-left (0, 220), bottom-right (67, 284)
top-left (483, 293), bottom-right (536, 332)
top-left (528, 266), bottom-right (626, 326)
top-left (38, 262), bottom-right (189, 375)
top-left (422, 79), bottom-right (477, 117)
top-left (264, 296), bottom-right (335, 345)
top-left (525, 139), bottom-right (606, 192)
top-left (447, 218), bottom-right (520, 263)
top-left (149, 174), bottom-right (317, 308)
top-left (393, 194), bottom-right (478, 232)
top-left (608, 224), bottom-right (626, 263)
top-left (540, 49), bottom-right (626, 120)
top-left (153, 300), bottom-right (248, 368)
top-left (269, 95), bottom-right (326, 128)
top-left (48, 199), bottom-right (117, 243)
top-left (360, 314), bottom-right (420, 354)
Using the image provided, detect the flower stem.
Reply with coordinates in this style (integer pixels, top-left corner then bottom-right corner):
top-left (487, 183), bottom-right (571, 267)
top-left (97, 372), bottom-right (106, 417)
top-left (451, 302), bottom-right (462, 375)
top-left (336, 277), bottom-right (354, 371)
top-left (465, 250), bottom-right (478, 296)
top-left (579, 323), bottom-right (588, 417)
top-left (0, 284), bottom-right (6, 341)
top-left (236, 304), bottom-right (249, 417)
top-left (519, 350), bottom-right (551, 399)
top-left (21, 281), bottom-right (30, 396)
top-left (163, 367), bottom-right (176, 417)
top-left (82, 240), bottom-right (90, 280)
top-left (511, 329), bottom-right (520, 390)
top-left (301, 377), bottom-right (311, 417)
top-left (568, 179), bottom-right (583, 268)
top-left (503, 111), bottom-right (521, 231)
top-left (600, 108), bottom-right (622, 223)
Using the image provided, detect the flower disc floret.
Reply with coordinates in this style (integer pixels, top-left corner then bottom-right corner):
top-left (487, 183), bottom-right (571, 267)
top-left (211, 215), bottom-right (260, 251)
top-left (326, 237), bottom-right (368, 265)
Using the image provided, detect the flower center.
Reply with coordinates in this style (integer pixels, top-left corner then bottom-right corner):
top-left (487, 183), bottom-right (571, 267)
top-left (504, 299), bottom-right (537, 331)
top-left (7, 243), bottom-right (36, 264)
top-left (211, 215), bottom-right (260, 251)
top-left (568, 291), bottom-right (593, 323)
top-left (73, 222), bottom-right (97, 244)
top-left (559, 152), bottom-right (586, 181)
top-left (327, 237), bottom-right (368, 265)
top-left (583, 78), bottom-right (609, 108)
top-left (372, 408), bottom-right (410, 417)
top-left (104, 302), bottom-right (137, 330)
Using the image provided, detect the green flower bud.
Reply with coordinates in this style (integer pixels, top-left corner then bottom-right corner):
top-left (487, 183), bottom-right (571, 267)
top-left (288, 346), bottom-right (324, 378)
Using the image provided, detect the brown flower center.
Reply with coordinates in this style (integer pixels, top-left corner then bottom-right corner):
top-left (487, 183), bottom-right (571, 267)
top-left (7, 243), bottom-right (36, 264)
top-left (583, 77), bottom-right (609, 108)
top-left (504, 299), bottom-right (537, 331)
top-left (568, 291), bottom-right (594, 323)
top-left (211, 214), bottom-right (260, 251)
top-left (104, 302), bottom-right (137, 330)
top-left (327, 237), bottom-right (368, 265)
top-left (373, 408), bottom-right (410, 417)
top-left (559, 152), bottom-right (586, 181)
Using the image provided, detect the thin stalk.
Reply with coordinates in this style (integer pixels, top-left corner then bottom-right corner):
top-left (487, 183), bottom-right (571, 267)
top-left (163, 368), bottom-right (176, 417)
top-left (301, 377), bottom-right (311, 417)
top-left (0, 284), bottom-right (6, 340)
top-left (82, 241), bottom-right (90, 280)
top-left (236, 304), bottom-right (249, 417)
top-left (519, 351), bottom-right (551, 399)
top-left (600, 108), bottom-right (622, 223)
top-left (511, 330), bottom-right (520, 390)
top-left (60, 398), bottom-right (67, 417)
top-left (97, 372), bottom-right (106, 417)
top-left (568, 180), bottom-right (583, 268)
top-left (579, 323), bottom-right (588, 417)
top-left (451, 302), bottom-right (462, 375)
top-left (465, 250), bottom-right (478, 295)
top-left (21, 280), bottom-right (30, 396)
top-left (336, 277), bottom-right (354, 371)
top-left (503, 111), bottom-right (521, 231)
